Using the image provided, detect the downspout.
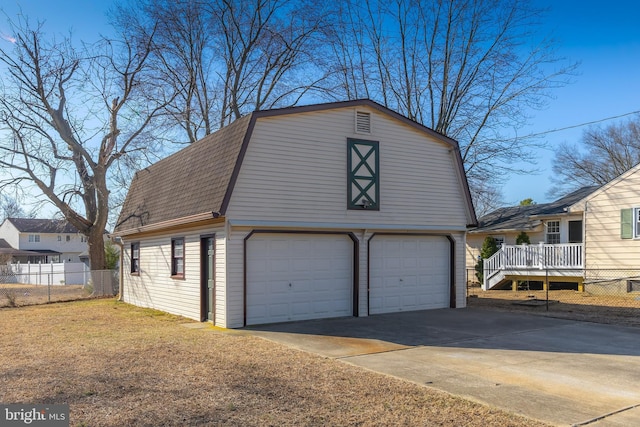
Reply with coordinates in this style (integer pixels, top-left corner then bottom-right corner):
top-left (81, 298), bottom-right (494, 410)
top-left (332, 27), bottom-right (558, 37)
top-left (583, 201), bottom-right (588, 280)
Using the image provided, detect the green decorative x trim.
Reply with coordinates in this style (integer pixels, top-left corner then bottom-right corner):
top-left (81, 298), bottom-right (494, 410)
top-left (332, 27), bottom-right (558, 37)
top-left (347, 139), bottom-right (379, 210)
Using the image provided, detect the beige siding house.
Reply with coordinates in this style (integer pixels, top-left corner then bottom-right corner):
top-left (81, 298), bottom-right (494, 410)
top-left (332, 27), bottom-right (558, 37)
top-left (114, 100), bottom-right (477, 328)
top-left (569, 164), bottom-right (640, 270)
top-left (471, 168), bottom-right (640, 294)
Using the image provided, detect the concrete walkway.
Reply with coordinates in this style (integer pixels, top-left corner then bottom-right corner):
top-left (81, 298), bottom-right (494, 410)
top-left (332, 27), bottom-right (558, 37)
top-left (244, 308), bottom-right (640, 427)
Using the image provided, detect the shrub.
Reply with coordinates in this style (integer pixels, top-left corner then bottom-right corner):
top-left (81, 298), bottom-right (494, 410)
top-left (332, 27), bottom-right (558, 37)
top-left (4, 290), bottom-right (17, 307)
top-left (475, 236), bottom-right (500, 284)
top-left (516, 231), bottom-right (530, 245)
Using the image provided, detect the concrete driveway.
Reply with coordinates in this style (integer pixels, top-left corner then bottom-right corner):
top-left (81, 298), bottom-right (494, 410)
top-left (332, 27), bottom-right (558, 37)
top-left (244, 308), bottom-right (640, 427)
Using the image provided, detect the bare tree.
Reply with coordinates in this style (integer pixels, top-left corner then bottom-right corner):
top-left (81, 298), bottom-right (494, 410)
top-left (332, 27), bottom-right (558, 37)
top-left (472, 183), bottom-right (504, 218)
top-left (0, 195), bottom-right (27, 223)
top-left (550, 115), bottom-right (640, 194)
top-left (327, 0), bottom-right (577, 208)
top-left (113, 0), bottom-right (334, 142)
top-left (0, 17), bottom-right (174, 269)
top-left (112, 0), bottom-right (217, 143)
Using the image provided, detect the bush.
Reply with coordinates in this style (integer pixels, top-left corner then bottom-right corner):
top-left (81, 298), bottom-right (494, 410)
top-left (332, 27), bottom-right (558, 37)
top-left (475, 236), bottom-right (500, 284)
top-left (105, 240), bottom-right (120, 270)
top-left (4, 290), bottom-right (17, 307)
top-left (516, 231), bottom-right (530, 245)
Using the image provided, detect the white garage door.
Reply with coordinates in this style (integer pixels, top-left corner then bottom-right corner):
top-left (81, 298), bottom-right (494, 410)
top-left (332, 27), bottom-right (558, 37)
top-left (246, 233), bottom-right (353, 325)
top-left (369, 235), bottom-right (450, 315)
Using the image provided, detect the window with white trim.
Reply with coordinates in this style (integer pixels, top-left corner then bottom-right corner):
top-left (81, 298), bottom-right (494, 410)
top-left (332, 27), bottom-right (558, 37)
top-left (131, 242), bottom-right (140, 274)
top-left (491, 236), bottom-right (505, 247)
top-left (635, 208), bottom-right (640, 238)
top-left (546, 221), bottom-right (560, 244)
top-left (28, 234), bottom-right (40, 243)
top-left (171, 238), bottom-right (185, 277)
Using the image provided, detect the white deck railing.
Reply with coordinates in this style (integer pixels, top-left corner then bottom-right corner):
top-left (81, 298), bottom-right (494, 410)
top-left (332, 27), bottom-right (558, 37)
top-left (483, 243), bottom-right (584, 289)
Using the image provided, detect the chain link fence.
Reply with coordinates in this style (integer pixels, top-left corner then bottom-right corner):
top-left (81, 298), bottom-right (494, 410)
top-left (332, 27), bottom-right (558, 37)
top-left (0, 269), bottom-right (118, 308)
top-left (466, 268), bottom-right (640, 327)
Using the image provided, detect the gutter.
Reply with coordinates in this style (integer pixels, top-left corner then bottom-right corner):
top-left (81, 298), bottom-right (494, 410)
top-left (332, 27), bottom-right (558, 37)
top-left (113, 211), bottom-right (223, 237)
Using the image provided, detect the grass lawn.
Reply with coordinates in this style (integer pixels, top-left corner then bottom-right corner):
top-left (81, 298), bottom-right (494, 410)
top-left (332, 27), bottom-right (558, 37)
top-left (467, 288), bottom-right (640, 327)
top-left (0, 284), bottom-right (90, 307)
top-left (0, 299), bottom-right (548, 426)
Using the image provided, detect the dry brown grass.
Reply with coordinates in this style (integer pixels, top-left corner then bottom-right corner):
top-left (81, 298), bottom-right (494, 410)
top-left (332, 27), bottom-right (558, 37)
top-left (0, 284), bottom-right (91, 307)
top-left (0, 299), bottom-right (548, 427)
top-left (467, 288), bottom-right (640, 327)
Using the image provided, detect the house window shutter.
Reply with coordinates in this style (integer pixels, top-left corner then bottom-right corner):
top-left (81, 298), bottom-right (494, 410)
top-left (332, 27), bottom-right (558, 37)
top-left (621, 208), bottom-right (633, 239)
top-left (347, 138), bottom-right (379, 210)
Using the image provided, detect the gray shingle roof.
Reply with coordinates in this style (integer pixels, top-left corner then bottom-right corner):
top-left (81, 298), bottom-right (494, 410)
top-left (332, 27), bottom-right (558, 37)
top-left (115, 114), bottom-right (253, 232)
top-left (7, 218), bottom-right (79, 233)
top-left (473, 186), bottom-right (599, 232)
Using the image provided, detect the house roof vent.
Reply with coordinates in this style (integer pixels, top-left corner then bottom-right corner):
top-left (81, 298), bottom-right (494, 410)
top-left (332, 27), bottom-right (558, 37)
top-left (355, 111), bottom-right (371, 134)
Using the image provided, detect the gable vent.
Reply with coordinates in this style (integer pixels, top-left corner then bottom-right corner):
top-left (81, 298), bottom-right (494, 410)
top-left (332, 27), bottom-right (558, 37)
top-left (355, 111), bottom-right (371, 134)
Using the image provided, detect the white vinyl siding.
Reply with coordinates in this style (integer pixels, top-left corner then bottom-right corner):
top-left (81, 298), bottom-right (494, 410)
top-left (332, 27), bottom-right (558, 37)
top-left (225, 231), bottom-right (248, 328)
top-left (213, 233), bottom-right (227, 327)
top-left (122, 225), bottom-right (225, 324)
top-left (453, 232), bottom-right (467, 308)
top-left (226, 108), bottom-right (469, 228)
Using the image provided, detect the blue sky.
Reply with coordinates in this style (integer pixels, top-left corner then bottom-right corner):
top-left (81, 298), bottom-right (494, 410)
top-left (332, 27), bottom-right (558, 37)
top-left (2, 0), bottom-right (639, 209)
top-left (507, 0), bottom-right (640, 204)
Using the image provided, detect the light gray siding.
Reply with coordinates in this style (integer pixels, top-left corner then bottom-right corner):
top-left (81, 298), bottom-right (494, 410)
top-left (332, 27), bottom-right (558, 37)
top-left (0, 221), bottom-right (20, 248)
top-left (225, 229), bottom-right (248, 328)
top-left (452, 232), bottom-right (467, 308)
top-left (226, 107), bottom-right (469, 227)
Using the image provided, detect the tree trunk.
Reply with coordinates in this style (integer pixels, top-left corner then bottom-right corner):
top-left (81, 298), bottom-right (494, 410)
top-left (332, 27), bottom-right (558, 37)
top-left (87, 229), bottom-right (106, 271)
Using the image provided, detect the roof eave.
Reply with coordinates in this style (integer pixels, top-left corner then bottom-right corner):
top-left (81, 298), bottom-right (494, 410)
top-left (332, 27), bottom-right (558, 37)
top-left (113, 212), bottom-right (225, 237)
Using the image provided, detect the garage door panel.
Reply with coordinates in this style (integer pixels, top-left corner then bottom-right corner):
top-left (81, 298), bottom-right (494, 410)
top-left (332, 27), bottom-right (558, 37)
top-left (247, 234), bottom-right (353, 325)
top-left (370, 235), bottom-right (449, 315)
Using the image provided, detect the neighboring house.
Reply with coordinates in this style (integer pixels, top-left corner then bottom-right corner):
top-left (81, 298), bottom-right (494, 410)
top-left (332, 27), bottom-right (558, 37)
top-left (0, 218), bottom-right (89, 264)
top-left (469, 167), bottom-right (640, 293)
top-left (569, 163), bottom-right (640, 273)
top-left (113, 99), bottom-right (478, 328)
top-left (466, 186), bottom-right (598, 271)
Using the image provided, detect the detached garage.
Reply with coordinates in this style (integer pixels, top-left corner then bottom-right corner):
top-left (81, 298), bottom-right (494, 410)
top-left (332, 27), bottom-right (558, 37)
top-left (114, 100), bottom-right (477, 328)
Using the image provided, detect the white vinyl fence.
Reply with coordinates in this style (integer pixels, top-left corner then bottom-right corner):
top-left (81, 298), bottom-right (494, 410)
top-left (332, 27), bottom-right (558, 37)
top-left (1, 262), bottom-right (90, 286)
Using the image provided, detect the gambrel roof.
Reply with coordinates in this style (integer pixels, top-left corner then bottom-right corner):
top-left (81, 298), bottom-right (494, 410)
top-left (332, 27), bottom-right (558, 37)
top-left (114, 99), bottom-right (477, 234)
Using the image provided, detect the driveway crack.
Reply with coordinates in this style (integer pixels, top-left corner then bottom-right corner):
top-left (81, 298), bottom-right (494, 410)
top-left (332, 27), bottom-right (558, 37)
top-left (571, 402), bottom-right (640, 426)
